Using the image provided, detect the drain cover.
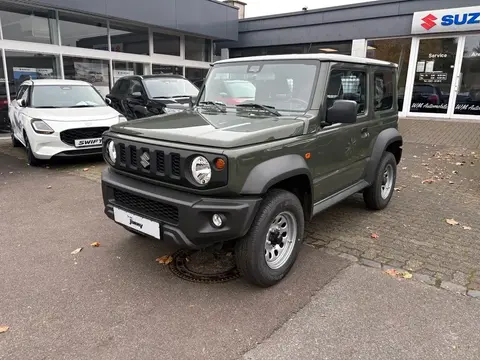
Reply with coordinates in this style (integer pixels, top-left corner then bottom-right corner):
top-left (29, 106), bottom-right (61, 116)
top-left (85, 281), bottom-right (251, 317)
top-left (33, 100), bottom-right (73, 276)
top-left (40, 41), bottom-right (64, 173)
top-left (169, 249), bottom-right (241, 283)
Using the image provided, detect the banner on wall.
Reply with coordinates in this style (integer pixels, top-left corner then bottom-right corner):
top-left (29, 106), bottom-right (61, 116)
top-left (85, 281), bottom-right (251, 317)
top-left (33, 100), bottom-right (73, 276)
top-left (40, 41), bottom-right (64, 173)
top-left (13, 67), bottom-right (54, 81)
top-left (73, 62), bottom-right (110, 97)
top-left (113, 69), bottom-right (134, 84)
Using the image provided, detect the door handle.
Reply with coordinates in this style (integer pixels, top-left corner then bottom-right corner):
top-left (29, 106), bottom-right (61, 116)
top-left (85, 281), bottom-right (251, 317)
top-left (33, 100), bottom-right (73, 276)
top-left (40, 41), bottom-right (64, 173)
top-left (361, 127), bottom-right (369, 138)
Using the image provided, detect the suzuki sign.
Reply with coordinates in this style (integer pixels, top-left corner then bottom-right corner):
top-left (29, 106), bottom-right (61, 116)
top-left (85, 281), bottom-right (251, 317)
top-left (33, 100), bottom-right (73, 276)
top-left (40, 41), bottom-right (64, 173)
top-left (412, 6), bottom-right (480, 34)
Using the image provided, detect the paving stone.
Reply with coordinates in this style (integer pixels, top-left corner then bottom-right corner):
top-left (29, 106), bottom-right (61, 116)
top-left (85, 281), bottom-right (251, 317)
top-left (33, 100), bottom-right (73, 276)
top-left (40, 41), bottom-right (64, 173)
top-left (361, 249), bottom-right (378, 260)
top-left (386, 259), bottom-right (405, 268)
top-left (467, 281), bottom-right (480, 291)
top-left (466, 290), bottom-right (480, 298)
top-left (337, 253), bottom-right (358, 262)
top-left (440, 281), bottom-right (467, 295)
top-left (360, 258), bottom-right (382, 269)
top-left (413, 273), bottom-right (437, 286)
top-left (405, 259), bottom-right (424, 271)
top-left (452, 271), bottom-right (470, 286)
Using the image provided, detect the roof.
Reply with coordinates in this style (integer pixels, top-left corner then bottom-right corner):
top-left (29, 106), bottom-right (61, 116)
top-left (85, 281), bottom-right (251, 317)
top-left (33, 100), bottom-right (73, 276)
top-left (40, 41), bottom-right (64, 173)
top-left (22, 79), bottom-right (92, 86)
top-left (214, 53), bottom-right (398, 67)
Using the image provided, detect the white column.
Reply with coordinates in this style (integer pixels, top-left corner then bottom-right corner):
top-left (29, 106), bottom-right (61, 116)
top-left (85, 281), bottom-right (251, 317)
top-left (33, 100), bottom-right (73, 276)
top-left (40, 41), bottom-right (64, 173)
top-left (221, 48), bottom-right (229, 60)
top-left (351, 39), bottom-right (367, 57)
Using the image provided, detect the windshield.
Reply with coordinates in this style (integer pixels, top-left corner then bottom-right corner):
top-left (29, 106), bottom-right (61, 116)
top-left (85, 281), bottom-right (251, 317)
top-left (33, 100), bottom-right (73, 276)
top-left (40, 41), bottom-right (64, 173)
top-left (31, 85), bottom-right (106, 108)
top-left (199, 60), bottom-right (319, 111)
top-left (144, 78), bottom-right (199, 98)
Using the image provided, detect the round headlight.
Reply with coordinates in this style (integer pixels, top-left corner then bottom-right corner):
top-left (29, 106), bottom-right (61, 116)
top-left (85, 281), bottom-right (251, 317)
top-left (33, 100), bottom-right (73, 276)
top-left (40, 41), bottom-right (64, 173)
top-left (106, 140), bottom-right (117, 164)
top-left (191, 156), bottom-right (211, 185)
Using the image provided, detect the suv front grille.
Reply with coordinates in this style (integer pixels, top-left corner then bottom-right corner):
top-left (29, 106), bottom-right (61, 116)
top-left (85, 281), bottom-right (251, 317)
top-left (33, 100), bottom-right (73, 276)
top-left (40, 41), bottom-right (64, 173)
top-left (113, 188), bottom-right (179, 224)
top-left (60, 127), bottom-right (109, 146)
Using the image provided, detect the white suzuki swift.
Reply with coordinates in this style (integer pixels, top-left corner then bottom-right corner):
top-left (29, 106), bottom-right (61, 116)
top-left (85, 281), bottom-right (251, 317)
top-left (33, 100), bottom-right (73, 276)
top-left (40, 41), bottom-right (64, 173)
top-left (9, 79), bottom-right (126, 166)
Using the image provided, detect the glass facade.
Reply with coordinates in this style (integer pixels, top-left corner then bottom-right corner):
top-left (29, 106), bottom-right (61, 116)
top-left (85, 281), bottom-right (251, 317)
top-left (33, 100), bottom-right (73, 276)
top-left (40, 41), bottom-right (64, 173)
top-left (367, 38), bottom-right (411, 111)
top-left (152, 64), bottom-right (182, 75)
top-left (185, 36), bottom-right (211, 61)
top-left (63, 56), bottom-right (110, 97)
top-left (109, 23), bottom-right (149, 55)
top-left (153, 32), bottom-right (180, 56)
top-left (59, 13), bottom-right (108, 49)
top-left (185, 67), bottom-right (209, 88)
top-left (230, 41), bottom-right (352, 58)
top-left (113, 61), bottom-right (145, 84)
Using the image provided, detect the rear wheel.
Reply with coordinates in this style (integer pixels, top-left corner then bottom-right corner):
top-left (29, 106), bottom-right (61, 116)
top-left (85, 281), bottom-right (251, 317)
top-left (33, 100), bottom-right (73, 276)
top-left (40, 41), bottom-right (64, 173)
top-left (363, 152), bottom-right (397, 210)
top-left (235, 189), bottom-right (304, 287)
top-left (24, 134), bottom-right (41, 167)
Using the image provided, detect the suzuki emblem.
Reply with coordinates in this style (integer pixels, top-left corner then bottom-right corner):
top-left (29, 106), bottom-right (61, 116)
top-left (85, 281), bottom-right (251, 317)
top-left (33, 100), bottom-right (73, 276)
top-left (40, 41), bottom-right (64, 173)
top-left (140, 151), bottom-right (150, 169)
top-left (421, 14), bottom-right (437, 30)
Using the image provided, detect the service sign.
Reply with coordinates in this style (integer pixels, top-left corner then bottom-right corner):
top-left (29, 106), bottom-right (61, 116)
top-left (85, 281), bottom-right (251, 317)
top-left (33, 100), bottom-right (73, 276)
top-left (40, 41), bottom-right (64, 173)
top-left (412, 6), bottom-right (480, 34)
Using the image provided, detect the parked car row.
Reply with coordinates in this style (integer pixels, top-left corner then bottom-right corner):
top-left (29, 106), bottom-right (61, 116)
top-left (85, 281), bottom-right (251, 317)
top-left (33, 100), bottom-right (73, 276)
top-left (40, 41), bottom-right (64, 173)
top-left (7, 74), bottom-right (200, 165)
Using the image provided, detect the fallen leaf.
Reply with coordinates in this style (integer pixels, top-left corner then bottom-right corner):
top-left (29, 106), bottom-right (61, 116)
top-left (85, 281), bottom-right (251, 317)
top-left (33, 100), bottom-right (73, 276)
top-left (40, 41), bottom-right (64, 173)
top-left (384, 269), bottom-right (412, 279)
top-left (449, 181), bottom-right (454, 184)
top-left (47, 185), bottom-right (52, 189)
top-left (463, 226), bottom-right (472, 230)
top-left (370, 233), bottom-right (379, 239)
top-left (445, 219), bottom-right (459, 226)
top-left (412, 175), bottom-right (420, 178)
top-left (90, 242), bottom-right (100, 247)
top-left (83, 168), bottom-right (89, 172)
top-left (455, 162), bottom-right (464, 166)
top-left (156, 255), bottom-right (173, 265)
top-left (422, 179), bottom-right (435, 184)
top-left (71, 247), bottom-right (83, 255)
top-left (384, 269), bottom-right (399, 276)
top-left (0, 325), bottom-right (9, 333)
top-left (402, 167), bottom-right (407, 170)
top-left (452, 170), bottom-right (458, 174)
top-left (422, 163), bottom-right (429, 166)
top-left (402, 271), bottom-right (413, 279)
top-left (394, 187), bottom-right (401, 192)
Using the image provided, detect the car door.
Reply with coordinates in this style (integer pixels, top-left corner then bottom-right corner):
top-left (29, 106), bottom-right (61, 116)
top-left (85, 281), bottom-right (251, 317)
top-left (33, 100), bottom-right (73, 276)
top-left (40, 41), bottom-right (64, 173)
top-left (312, 63), bottom-right (370, 202)
top-left (124, 79), bottom-right (148, 119)
top-left (9, 85), bottom-right (28, 140)
top-left (106, 79), bottom-right (130, 116)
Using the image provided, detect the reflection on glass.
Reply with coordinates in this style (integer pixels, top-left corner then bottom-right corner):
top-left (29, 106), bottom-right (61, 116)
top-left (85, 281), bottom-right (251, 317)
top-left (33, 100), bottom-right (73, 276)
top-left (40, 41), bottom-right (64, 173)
top-left (367, 38), bottom-right (411, 111)
top-left (185, 67), bottom-right (209, 88)
top-left (144, 77), bottom-right (198, 98)
top-left (454, 35), bottom-right (480, 116)
top-left (113, 61), bottom-right (144, 84)
top-left (307, 41), bottom-right (352, 55)
top-left (5, 51), bottom-right (60, 94)
top-left (0, 54), bottom-right (13, 133)
top-left (409, 38), bottom-right (457, 114)
top-left (153, 33), bottom-right (180, 56)
top-left (152, 64), bottom-right (182, 75)
top-left (0, 7), bottom-right (58, 44)
top-left (59, 13), bottom-right (108, 50)
top-left (185, 36), bottom-right (211, 61)
top-left (63, 56), bottom-right (110, 98)
top-left (109, 23), bottom-right (149, 55)
top-left (230, 41), bottom-right (352, 58)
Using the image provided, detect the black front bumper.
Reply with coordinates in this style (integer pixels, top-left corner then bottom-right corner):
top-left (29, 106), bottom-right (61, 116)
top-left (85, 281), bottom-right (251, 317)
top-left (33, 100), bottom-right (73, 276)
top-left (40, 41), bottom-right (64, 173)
top-left (101, 167), bottom-right (261, 249)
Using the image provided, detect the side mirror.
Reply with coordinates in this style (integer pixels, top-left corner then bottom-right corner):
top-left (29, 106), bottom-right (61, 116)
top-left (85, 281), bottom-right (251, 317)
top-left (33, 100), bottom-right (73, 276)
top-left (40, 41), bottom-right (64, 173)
top-left (105, 97), bottom-right (112, 105)
top-left (326, 100), bottom-right (357, 124)
top-left (131, 91), bottom-right (143, 98)
top-left (17, 99), bottom-right (26, 107)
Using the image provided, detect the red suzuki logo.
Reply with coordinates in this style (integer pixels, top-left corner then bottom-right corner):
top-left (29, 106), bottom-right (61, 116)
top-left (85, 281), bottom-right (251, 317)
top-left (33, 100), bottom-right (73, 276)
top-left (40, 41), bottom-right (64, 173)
top-left (421, 14), bottom-right (437, 30)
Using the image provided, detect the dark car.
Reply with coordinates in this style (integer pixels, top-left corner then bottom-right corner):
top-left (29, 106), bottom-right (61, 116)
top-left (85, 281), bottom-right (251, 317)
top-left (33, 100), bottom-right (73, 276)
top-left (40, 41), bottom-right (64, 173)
top-left (0, 81), bottom-right (16, 133)
top-left (100, 54), bottom-right (402, 287)
top-left (399, 83), bottom-right (448, 112)
top-left (106, 74), bottom-right (199, 120)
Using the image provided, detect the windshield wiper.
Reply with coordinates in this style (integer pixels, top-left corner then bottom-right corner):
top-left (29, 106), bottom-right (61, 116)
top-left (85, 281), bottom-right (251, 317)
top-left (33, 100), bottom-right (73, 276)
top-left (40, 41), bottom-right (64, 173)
top-left (33, 106), bottom-right (60, 109)
top-left (236, 103), bottom-right (281, 116)
top-left (198, 101), bottom-right (227, 113)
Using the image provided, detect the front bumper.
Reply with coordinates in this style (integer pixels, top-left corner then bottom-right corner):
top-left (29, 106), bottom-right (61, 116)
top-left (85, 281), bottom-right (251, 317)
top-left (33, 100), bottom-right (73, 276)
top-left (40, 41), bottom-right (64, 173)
top-left (101, 167), bottom-right (261, 249)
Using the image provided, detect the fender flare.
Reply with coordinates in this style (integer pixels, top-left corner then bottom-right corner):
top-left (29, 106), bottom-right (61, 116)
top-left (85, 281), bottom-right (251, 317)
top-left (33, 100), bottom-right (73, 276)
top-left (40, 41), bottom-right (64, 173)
top-left (241, 154), bottom-right (313, 195)
top-left (365, 128), bottom-right (403, 184)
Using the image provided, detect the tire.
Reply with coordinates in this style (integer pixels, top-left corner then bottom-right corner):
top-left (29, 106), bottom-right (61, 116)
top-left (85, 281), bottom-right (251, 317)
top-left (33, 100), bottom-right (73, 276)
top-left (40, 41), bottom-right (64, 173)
top-left (363, 151), bottom-right (397, 210)
top-left (24, 134), bottom-right (42, 167)
top-left (11, 129), bottom-right (21, 148)
top-left (235, 189), bottom-right (305, 287)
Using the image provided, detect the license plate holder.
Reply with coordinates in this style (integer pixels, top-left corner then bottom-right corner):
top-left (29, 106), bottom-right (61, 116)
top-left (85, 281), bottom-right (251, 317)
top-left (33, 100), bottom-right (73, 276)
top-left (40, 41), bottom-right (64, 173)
top-left (74, 138), bottom-right (102, 148)
top-left (113, 207), bottom-right (161, 239)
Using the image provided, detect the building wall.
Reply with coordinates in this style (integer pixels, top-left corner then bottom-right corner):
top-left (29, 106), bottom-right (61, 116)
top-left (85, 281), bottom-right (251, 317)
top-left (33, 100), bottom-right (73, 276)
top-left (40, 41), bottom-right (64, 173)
top-left (18, 0), bottom-right (239, 40)
top-left (217, 0), bottom-right (480, 48)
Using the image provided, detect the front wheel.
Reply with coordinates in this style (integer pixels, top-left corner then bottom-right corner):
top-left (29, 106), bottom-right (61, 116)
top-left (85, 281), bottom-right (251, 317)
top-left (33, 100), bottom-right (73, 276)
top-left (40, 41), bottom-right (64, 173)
top-left (11, 128), bottom-right (21, 147)
top-left (363, 152), bottom-right (397, 210)
top-left (235, 189), bottom-right (305, 287)
top-left (25, 134), bottom-right (42, 167)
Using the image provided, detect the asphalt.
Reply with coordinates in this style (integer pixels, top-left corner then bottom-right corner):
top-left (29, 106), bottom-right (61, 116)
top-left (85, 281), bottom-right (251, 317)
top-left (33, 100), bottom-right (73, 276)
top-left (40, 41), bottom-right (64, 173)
top-left (0, 153), bottom-right (349, 360)
top-left (243, 264), bottom-right (480, 360)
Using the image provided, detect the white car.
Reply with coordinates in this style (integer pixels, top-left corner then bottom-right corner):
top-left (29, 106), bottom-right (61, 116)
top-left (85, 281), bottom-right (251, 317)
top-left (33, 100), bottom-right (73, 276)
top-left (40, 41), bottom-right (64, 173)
top-left (9, 79), bottom-right (126, 166)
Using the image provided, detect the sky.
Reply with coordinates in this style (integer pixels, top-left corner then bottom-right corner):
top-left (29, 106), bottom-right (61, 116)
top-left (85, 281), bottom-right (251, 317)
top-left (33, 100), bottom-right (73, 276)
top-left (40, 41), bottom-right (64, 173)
top-left (243, 0), bottom-right (377, 18)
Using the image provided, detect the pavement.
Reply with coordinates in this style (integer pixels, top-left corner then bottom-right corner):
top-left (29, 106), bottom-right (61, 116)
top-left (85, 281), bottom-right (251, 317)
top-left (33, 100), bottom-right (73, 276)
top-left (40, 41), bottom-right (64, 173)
top-left (2, 117), bottom-right (480, 359)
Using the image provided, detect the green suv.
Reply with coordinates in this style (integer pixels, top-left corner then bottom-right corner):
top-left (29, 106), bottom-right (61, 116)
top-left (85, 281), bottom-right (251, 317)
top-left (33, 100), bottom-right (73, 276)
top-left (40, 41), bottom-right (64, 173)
top-left (101, 54), bottom-right (402, 287)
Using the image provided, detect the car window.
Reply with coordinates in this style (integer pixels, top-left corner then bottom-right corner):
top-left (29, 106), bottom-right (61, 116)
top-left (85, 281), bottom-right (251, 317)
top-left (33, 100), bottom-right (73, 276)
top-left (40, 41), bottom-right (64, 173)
top-left (16, 85), bottom-right (27, 100)
top-left (128, 80), bottom-right (144, 96)
top-left (374, 69), bottom-right (395, 111)
top-left (326, 69), bottom-right (367, 115)
top-left (143, 78), bottom-right (198, 98)
top-left (20, 86), bottom-right (30, 104)
top-left (113, 79), bottom-right (130, 95)
top-left (31, 85), bottom-right (107, 108)
top-left (200, 60), bottom-right (318, 112)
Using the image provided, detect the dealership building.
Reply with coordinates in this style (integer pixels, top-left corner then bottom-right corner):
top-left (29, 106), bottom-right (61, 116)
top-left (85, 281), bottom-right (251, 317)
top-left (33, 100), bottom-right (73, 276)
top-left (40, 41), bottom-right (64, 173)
top-left (0, 0), bottom-right (480, 130)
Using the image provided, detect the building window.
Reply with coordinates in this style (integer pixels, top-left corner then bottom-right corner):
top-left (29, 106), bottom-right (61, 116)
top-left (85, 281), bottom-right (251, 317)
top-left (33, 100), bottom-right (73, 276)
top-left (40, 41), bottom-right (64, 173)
top-left (454, 34), bottom-right (480, 116)
top-left (367, 38), bottom-right (411, 111)
top-left (63, 56), bottom-right (110, 97)
top-left (109, 23), bottom-right (149, 55)
top-left (326, 69), bottom-right (367, 115)
top-left (185, 36), bottom-right (211, 62)
top-left (153, 32), bottom-right (180, 56)
top-left (152, 64), bottom-right (182, 75)
top-left (58, 13), bottom-right (108, 50)
top-left (0, 6), bottom-right (58, 45)
top-left (374, 69), bottom-right (395, 111)
top-left (185, 67), bottom-right (209, 87)
top-left (5, 51), bottom-right (60, 94)
top-left (230, 47), bottom-right (264, 58)
top-left (113, 61), bottom-right (145, 84)
top-left (308, 41), bottom-right (352, 55)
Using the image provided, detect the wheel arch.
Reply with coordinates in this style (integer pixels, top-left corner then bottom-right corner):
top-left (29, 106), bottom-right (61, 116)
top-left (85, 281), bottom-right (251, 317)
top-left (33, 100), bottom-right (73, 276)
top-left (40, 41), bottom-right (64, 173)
top-left (365, 128), bottom-right (403, 184)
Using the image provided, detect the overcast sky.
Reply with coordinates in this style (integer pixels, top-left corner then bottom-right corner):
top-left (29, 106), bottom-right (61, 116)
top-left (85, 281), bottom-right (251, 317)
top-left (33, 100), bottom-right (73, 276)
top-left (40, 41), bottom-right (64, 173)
top-left (244, 0), bottom-right (377, 18)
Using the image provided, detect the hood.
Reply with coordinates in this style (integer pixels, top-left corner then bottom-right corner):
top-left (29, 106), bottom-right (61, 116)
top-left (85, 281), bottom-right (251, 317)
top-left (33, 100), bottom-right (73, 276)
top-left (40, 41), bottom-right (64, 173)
top-left (151, 97), bottom-right (195, 106)
top-left (110, 109), bottom-right (306, 148)
top-left (24, 106), bottom-right (120, 122)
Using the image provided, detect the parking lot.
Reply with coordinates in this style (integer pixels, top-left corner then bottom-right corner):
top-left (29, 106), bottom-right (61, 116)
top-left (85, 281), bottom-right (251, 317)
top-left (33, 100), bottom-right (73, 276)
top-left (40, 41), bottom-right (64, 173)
top-left (1, 118), bottom-right (480, 359)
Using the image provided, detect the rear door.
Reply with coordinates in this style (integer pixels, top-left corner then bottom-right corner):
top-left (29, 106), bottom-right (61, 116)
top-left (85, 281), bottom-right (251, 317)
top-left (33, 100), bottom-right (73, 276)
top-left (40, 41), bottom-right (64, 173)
top-left (124, 79), bottom-right (148, 119)
top-left (107, 79), bottom-right (130, 116)
top-left (312, 63), bottom-right (371, 201)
